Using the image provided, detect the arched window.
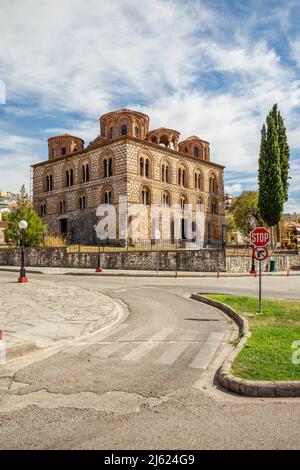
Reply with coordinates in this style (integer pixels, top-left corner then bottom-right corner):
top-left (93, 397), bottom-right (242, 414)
top-left (40, 204), bottom-right (46, 217)
top-left (211, 201), bottom-right (218, 214)
top-left (59, 201), bottom-right (66, 215)
top-left (104, 158), bottom-right (113, 178)
top-left (203, 147), bottom-right (207, 160)
top-left (65, 168), bottom-right (74, 187)
top-left (178, 167), bottom-right (186, 187)
top-left (110, 127), bottom-right (114, 139)
top-left (46, 174), bottom-right (53, 191)
top-left (121, 125), bottom-right (127, 136)
top-left (135, 126), bottom-right (139, 138)
top-left (140, 157), bottom-right (150, 178)
top-left (209, 174), bottom-right (217, 194)
top-left (197, 197), bottom-right (204, 212)
top-left (162, 191), bottom-right (170, 207)
top-left (180, 196), bottom-right (187, 211)
top-left (82, 163), bottom-right (90, 183)
top-left (194, 171), bottom-right (202, 190)
top-left (79, 195), bottom-right (86, 210)
top-left (194, 146), bottom-right (199, 157)
top-left (141, 188), bottom-right (150, 205)
top-left (161, 163), bottom-right (169, 183)
top-left (62, 147), bottom-right (66, 156)
top-left (104, 190), bottom-right (112, 205)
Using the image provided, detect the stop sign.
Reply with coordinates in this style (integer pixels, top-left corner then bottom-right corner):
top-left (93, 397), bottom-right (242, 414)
top-left (250, 227), bottom-right (270, 247)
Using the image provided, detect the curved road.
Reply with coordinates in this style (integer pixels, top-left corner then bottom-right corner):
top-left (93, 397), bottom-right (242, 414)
top-left (0, 271), bottom-right (299, 449)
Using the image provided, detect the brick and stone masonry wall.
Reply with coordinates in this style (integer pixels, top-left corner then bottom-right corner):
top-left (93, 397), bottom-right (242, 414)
top-left (0, 248), bottom-right (226, 272)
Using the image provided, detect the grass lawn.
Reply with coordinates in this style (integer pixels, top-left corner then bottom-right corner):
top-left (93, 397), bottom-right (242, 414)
top-left (206, 294), bottom-right (300, 381)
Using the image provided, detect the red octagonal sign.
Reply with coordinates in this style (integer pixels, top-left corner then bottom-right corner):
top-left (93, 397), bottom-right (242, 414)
top-left (250, 227), bottom-right (270, 247)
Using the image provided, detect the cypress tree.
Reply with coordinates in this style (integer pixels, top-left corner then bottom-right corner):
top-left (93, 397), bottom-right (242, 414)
top-left (258, 114), bottom-right (284, 228)
top-left (271, 104), bottom-right (290, 201)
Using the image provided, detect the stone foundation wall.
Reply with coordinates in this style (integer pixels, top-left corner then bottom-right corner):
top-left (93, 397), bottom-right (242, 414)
top-left (1, 248), bottom-right (298, 272)
top-left (0, 247), bottom-right (226, 272)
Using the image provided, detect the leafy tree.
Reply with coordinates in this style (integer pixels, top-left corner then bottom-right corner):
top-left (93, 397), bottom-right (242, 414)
top-left (3, 185), bottom-right (45, 247)
top-left (258, 113), bottom-right (284, 228)
top-left (229, 191), bottom-right (264, 237)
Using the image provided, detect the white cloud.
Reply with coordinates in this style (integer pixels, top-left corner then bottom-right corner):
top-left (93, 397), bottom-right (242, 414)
top-left (224, 183), bottom-right (242, 194)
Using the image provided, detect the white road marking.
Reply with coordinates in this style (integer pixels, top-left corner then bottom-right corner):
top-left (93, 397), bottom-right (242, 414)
top-left (156, 330), bottom-right (199, 366)
top-left (93, 325), bottom-right (150, 358)
top-left (122, 328), bottom-right (174, 362)
top-left (189, 332), bottom-right (224, 370)
top-left (62, 324), bottom-right (128, 354)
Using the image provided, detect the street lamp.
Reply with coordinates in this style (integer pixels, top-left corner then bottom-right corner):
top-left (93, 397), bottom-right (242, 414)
top-left (18, 220), bottom-right (28, 283)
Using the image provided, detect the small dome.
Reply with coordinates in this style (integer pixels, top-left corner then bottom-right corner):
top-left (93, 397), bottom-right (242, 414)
top-left (87, 135), bottom-right (106, 149)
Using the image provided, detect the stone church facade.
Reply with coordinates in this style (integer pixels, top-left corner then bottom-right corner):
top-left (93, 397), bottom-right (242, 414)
top-left (32, 108), bottom-right (225, 246)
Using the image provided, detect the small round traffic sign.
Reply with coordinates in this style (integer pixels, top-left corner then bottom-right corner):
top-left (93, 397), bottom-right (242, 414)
top-left (254, 246), bottom-right (268, 261)
top-left (250, 227), bottom-right (270, 247)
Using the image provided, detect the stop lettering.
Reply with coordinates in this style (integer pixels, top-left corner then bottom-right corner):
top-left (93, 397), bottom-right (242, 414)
top-left (250, 228), bottom-right (270, 247)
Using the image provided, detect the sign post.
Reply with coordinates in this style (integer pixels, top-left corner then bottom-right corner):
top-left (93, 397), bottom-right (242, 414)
top-left (250, 228), bottom-right (270, 314)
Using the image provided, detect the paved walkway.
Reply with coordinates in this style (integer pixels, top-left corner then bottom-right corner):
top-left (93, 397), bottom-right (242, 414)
top-left (0, 277), bottom-right (121, 363)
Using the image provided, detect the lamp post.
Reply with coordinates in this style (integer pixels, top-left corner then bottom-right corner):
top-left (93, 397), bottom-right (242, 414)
top-left (18, 220), bottom-right (28, 283)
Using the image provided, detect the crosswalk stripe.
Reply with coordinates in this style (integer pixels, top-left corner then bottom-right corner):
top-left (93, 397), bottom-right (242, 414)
top-left (62, 323), bottom-right (128, 354)
top-left (93, 325), bottom-right (150, 358)
top-left (189, 332), bottom-right (224, 369)
top-left (122, 328), bottom-right (174, 362)
top-left (156, 330), bottom-right (199, 366)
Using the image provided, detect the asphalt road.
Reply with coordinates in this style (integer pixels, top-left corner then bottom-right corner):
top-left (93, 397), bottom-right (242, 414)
top-left (0, 271), bottom-right (299, 450)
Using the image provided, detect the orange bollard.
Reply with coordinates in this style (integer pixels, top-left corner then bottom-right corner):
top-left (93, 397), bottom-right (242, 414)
top-left (217, 271), bottom-right (220, 278)
top-left (175, 271), bottom-right (178, 278)
top-left (0, 330), bottom-right (3, 340)
top-left (287, 269), bottom-right (290, 277)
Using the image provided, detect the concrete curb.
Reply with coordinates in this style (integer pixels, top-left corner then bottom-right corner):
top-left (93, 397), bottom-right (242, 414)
top-left (1, 266), bottom-right (300, 277)
top-left (191, 293), bottom-right (300, 398)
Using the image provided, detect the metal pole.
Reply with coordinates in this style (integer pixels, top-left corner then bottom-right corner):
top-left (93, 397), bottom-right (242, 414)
top-left (20, 231), bottom-right (26, 279)
top-left (259, 261), bottom-right (262, 313)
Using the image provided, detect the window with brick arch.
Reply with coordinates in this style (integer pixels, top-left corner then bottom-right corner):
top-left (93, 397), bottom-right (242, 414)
top-left (59, 201), bottom-right (66, 215)
top-left (194, 146), bottom-right (199, 157)
top-left (162, 191), bottom-right (170, 207)
top-left (141, 188), bottom-right (150, 205)
top-left (79, 196), bottom-right (86, 210)
top-left (104, 158), bottom-right (113, 178)
top-left (46, 174), bottom-right (53, 191)
top-left (140, 157), bottom-right (150, 178)
top-left (161, 163), bottom-right (169, 183)
top-left (211, 201), bottom-right (218, 214)
top-left (40, 204), bottom-right (46, 216)
top-left (194, 172), bottom-right (202, 190)
top-left (135, 126), bottom-right (139, 138)
top-left (110, 127), bottom-right (114, 139)
top-left (121, 125), bottom-right (127, 136)
top-left (62, 147), bottom-right (66, 156)
top-left (65, 168), bottom-right (74, 187)
top-left (178, 167), bottom-right (186, 187)
top-left (197, 197), bottom-right (204, 212)
top-left (180, 196), bottom-right (187, 210)
top-left (104, 191), bottom-right (112, 205)
top-left (209, 175), bottom-right (217, 194)
top-left (82, 163), bottom-right (90, 183)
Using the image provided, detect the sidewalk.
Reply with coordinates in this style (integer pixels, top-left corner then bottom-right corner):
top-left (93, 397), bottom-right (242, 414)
top-left (0, 266), bottom-right (299, 277)
top-left (0, 276), bottom-right (121, 363)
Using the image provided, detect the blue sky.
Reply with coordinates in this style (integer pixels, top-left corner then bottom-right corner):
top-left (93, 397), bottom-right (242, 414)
top-left (0, 0), bottom-right (300, 211)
